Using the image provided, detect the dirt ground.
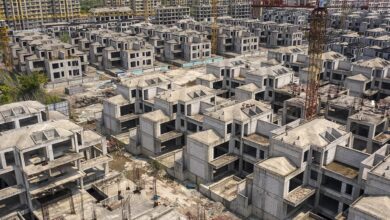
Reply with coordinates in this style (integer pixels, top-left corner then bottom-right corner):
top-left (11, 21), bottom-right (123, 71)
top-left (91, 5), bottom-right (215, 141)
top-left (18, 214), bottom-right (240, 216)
top-left (109, 150), bottom-right (241, 220)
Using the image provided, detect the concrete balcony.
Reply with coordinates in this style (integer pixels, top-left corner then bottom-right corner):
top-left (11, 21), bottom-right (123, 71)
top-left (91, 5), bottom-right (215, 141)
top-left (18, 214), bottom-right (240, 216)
top-left (0, 185), bottom-right (26, 201)
top-left (80, 155), bottom-right (112, 171)
top-left (24, 152), bottom-right (83, 176)
top-left (284, 185), bottom-right (315, 207)
top-left (29, 169), bottom-right (85, 198)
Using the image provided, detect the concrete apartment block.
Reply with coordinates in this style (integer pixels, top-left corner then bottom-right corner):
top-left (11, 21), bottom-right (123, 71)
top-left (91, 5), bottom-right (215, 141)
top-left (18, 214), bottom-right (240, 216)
top-left (261, 9), bottom-right (309, 25)
top-left (1, 0), bottom-right (81, 30)
top-left (130, 0), bottom-right (159, 15)
top-left (104, 0), bottom-right (132, 6)
top-left (228, 3), bottom-right (252, 19)
top-left (89, 7), bottom-right (135, 23)
top-left (191, 5), bottom-right (228, 22)
top-left (0, 101), bottom-right (47, 133)
top-left (154, 6), bottom-right (190, 25)
top-left (0, 119), bottom-right (110, 217)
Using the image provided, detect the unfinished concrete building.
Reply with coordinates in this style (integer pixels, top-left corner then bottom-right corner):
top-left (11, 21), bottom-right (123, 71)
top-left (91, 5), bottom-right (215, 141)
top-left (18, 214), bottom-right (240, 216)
top-left (89, 7), bottom-right (135, 23)
top-left (182, 112), bottom-right (390, 219)
top-left (325, 95), bottom-right (366, 125)
top-left (218, 18), bottom-right (304, 48)
top-left (102, 95), bottom-right (138, 135)
top-left (345, 58), bottom-right (390, 99)
top-left (185, 99), bottom-right (273, 183)
top-left (216, 25), bottom-right (259, 56)
top-left (261, 9), bottom-right (309, 26)
top-left (127, 23), bottom-right (217, 66)
top-left (251, 118), bottom-right (356, 219)
top-left (101, 73), bottom-right (173, 136)
top-left (10, 31), bottom-right (89, 84)
top-left (116, 73), bottom-right (171, 114)
top-left (84, 29), bottom-right (154, 74)
top-left (202, 60), bottom-right (296, 113)
top-left (154, 6), bottom-right (190, 25)
top-left (103, 0), bottom-right (132, 6)
top-left (0, 101), bottom-right (47, 133)
top-left (347, 110), bottom-right (389, 154)
top-left (329, 10), bottom-right (390, 32)
top-left (347, 144), bottom-right (390, 219)
top-left (0, 118), bottom-right (110, 218)
top-left (180, 21), bottom-right (259, 56)
top-left (163, 30), bottom-right (212, 64)
top-left (191, 5), bottom-right (229, 22)
top-left (1, 0), bottom-right (81, 30)
top-left (135, 85), bottom-right (217, 156)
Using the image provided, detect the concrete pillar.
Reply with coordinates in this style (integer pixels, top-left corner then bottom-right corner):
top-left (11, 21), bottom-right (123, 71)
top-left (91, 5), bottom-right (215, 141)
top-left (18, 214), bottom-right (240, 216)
top-left (79, 177), bottom-right (84, 189)
top-left (0, 153), bottom-right (6, 169)
top-left (14, 119), bottom-right (20, 129)
top-left (19, 152), bottom-right (26, 168)
top-left (104, 163), bottom-right (109, 175)
top-left (73, 134), bottom-right (79, 153)
top-left (36, 112), bottom-right (42, 123)
top-left (86, 148), bottom-right (91, 160)
top-left (46, 145), bottom-right (54, 161)
top-left (101, 138), bottom-right (107, 155)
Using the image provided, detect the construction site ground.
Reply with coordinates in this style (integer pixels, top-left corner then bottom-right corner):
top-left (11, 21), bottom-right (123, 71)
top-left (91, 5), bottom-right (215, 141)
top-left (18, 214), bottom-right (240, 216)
top-left (107, 150), bottom-right (241, 220)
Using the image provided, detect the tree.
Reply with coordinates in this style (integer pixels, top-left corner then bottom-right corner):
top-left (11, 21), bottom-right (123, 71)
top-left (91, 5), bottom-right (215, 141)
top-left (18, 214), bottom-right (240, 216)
top-left (80, 0), bottom-right (104, 13)
top-left (0, 71), bottom-right (61, 105)
top-left (0, 84), bottom-right (16, 104)
top-left (17, 72), bottom-right (48, 97)
top-left (59, 33), bottom-right (71, 43)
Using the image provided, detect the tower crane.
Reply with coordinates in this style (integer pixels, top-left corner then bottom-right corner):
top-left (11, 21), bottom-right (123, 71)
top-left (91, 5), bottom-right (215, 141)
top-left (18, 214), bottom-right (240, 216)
top-left (252, 0), bottom-right (390, 120)
top-left (211, 0), bottom-right (219, 54)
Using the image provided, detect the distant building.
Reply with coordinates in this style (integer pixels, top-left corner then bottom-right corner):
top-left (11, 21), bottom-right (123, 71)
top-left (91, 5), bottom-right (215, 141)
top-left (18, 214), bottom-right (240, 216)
top-left (2, 0), bottom-right (81, 30)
